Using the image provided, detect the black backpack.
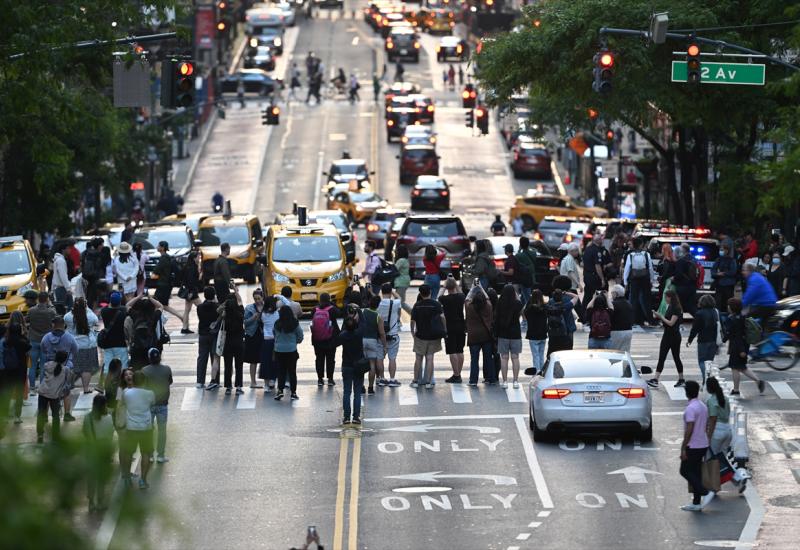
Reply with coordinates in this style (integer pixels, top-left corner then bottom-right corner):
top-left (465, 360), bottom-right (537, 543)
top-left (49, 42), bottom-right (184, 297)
top-left (130, 313), bottom-right (158, 361)
top-left (545, 301), bottom-right (567, 338)
top-left (169, 257), bottom-right (183, 287)
top-left (81, 249), bottom-right (102, 280)
top-left (512, 257), bottom-right (533, 286)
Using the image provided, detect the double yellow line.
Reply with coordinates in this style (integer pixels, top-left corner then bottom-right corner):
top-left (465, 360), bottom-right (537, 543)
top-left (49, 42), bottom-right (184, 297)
top-left (333, 434), bottom-right (362, 550)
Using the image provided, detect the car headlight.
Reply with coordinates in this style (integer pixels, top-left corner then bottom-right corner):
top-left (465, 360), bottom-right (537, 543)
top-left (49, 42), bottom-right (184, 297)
top-left (273, 272), bottom-right (290, 283)
top-left (237, 250), bottom-right (251, 259)
top-left (328, 270), bottom-right (346, 282)
top-left (17, 282), bottom-right (34, 295)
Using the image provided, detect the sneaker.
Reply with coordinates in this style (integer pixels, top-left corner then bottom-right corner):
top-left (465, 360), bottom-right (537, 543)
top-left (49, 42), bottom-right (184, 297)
top-left (758, 380), bottom-right (765, 394)
top-left (342, 418), bottom-right (351, 425)
top-left (318, 379), bottom-right (325, 386)
top-left (291, 393), bottom-right (299, 400)
top-left (500, 382), bottom-right (508, 389)
top-left (674, 379), bottom-right (686, 388)
top-left (367, 387), bottom-right (375, 395)
top-left (156, 456), bottom-right (169, 464)
top-left (700, 491), bottom-right (715, 509)
top-left (388, 379), bottom-right (400, 387)
top-left (646, 378), bottom-right (659, 388)
top-left (180, 328), bottom-right (194, 334)
top-left (377, 378), bottom-right (388, 387)
top-left (680, 503), bottom-right (702, 512)
top-left (138, 479), bottom-right (149, 490)
top-left (730, 390), bottom-right (741, 396)
top-left (445, 375), bottom-right (462, 383)
top-left (327, 379), bottom-right (336, 386)
top-left (195, 383), bottom-right (205, 389)
top-left (206, 382), bottom-right (219, 391)
top-left (63, 414), bottom-right (76, 422)
top-left (352, 418), bottom-right (361, 425)
top-left (235, 388), bottom-right (244, 395)
top-left (410, 381), bottom-right (418, 388)
top-left (274, 391), bottom-right (284, 401)
top-left (512, 381), bottom-right (519, 389)
top-left (425, 383), bottom-right (433, 389)
top-left (225, 388), bottom-right (232, 395)
top-left (468, 381), bottom-right (478, 387)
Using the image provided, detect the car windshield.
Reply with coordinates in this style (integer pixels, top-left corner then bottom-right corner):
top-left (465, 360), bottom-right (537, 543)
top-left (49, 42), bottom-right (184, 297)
top-left (406, 220), bottom-right (459, 237)
top-left (331, 164), bottom-right (367, 177)
top-left (404, 149), bottom-right (436, 160)
top-left (254, 47), bottom-right (271, 56)
top-left (0, 249), bottom-right (31, 276)
top-left (551, 356), bottom-right (633, 379)
top-left (538, 221), bottom-right (570, 231)
top-left (272, 236), bottom-right (342, 262)
top-left (132, 230), bottom-right (190, 251)
top-left (489, 240), bottom-right (517, 255)
top-left (198, 225), bottom-right (251, 246)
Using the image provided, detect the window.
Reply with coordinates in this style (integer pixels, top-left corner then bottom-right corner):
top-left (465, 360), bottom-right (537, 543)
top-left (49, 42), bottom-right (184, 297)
top-left (405, 220), bottom-right (461, 238)
top-left (403, 149), bottom-right (436, 160)
top-left (551, 356), bottom-right (633, 379)
top-left (198, 225), bottom-right (251, 246)
top-left (0, 250), bottom-right (31, 276)
top-left (132, 231), bottom-right (190, 251)
top-left (330, 164), bottom-right (367, 178)
top-left (272, 236), bottom-right (342, 262)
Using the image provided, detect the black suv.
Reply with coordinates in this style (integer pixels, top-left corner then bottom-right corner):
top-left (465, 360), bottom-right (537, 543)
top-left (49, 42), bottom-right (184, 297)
top-left (131, 223), bottom-right (198, 288)
top-left (396, 215), bottom-right (470, 279)
top-left (386, 28), bottom-right (420, 63)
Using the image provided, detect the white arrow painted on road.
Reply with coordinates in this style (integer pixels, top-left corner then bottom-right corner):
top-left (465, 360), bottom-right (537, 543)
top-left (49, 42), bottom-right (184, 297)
top-left (381, 424), bottom-right (501, 434)
top-left (386, 472), bottom-right (517, 486)
top-left (607, 466), bottom-right (662, 484)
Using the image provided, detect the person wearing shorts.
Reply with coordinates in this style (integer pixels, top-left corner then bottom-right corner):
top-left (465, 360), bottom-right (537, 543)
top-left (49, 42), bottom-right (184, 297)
top-left (360, 295), bottom-right (387, 395)
top-left (121, 371), bottom-right (155, 490)
top-left (378, 284), bottom-right (403, 387)
top-left (411, 284), bottom-right (446, 389)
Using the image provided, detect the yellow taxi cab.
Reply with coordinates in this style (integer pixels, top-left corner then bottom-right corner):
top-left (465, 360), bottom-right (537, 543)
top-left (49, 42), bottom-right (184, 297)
top-left (327, 189), bottom-right (389, 226)
top-left (425, 9), bottom-right (455, 33)
top-left (509, 193), bottom-right (608, 231)
top-left (0, 236), bottom-right (38, 324)
top-left (197, 214), bottom-right (264, 284)
top-left (161, 212), bottom-right (209, 235)
top-left (263, 221), bottom-right (350, 311)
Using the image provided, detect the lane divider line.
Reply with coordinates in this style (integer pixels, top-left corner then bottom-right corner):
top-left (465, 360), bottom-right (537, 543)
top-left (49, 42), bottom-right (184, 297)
top-left (348, 437), bottom-right (361, 550)
top-left (333, 437), bottom-right (349, 550)
top-left (513, 415), bottom-right (554, 509)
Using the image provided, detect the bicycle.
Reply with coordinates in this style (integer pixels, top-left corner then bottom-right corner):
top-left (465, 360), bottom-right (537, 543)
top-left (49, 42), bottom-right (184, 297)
top-left (749, 329), bottom-right (800, 371)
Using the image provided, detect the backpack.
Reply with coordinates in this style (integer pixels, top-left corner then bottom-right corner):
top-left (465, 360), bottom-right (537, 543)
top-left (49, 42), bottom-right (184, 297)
top-left (371, 258), bottom-right (399, 288)
top-left (311, 306), bottom-right (334, 341)
top-left (744, 317), bottom-right (762, 345)
top-left (545, 301), bottom-right (567, 338)
top-left (590, 308), bottom-right (612, 339)
top-left (513, 252), bottom-right (534, 287)
top-left (130, 314), bottom-right (158, 360)
top-left (81, 249), bottom-right (102, 279)
top-left (629, 251), bottom-right (650, 280)
top-left (695, 262), bottom-right (705, 289)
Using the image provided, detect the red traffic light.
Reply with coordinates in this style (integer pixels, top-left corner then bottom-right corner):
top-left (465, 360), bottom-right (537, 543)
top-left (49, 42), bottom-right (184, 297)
top-left (605, 130), bottom-right (614, 140)
top-left (178, 62), bottom-right (194, 76)
top-left (476, 108), bottom-right (486, 118)
top-left (218, 1), bottom-right (227, 8)
top-left (599, 52), bottom-right (614, 68)
top-left (687, 44), bottom-right (700, 57)
top-left (533, 19), bottom-right (541, 28)
top-left (217, 21), bottom-right (226, 31)
top-left (587, 108), bottom-right (598, 119)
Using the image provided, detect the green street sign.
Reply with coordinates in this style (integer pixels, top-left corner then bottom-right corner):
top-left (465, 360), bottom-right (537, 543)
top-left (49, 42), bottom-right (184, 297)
top-left (671, 61), bottom-right (765, 86)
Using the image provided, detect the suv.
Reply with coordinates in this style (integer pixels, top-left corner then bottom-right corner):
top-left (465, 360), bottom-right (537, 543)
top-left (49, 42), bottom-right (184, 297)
top-left (646, 236), bottom-right (720, 297)
top-left (131, 224), bottom-right (198, 288)
top-left (367, 208), bottom-right (407, 247)
top-left (0, 236), bottom-right (38, 324)
top-left (436, 36), bottom-right (468, 61)
top-left (396, 215), bottom-right (470, 279)
top-left (386, 27), bottom-right (420, 62)
top-left (511, 142), bottom-right (552, 179)
top-left (509, 193), bottom-right (608, 230)
top-left (386, 105), bottom-right (420, 142)
top-left (197, 214), bottom-right (264, 284)
top-left (398, 145), bottom-right (439, 185)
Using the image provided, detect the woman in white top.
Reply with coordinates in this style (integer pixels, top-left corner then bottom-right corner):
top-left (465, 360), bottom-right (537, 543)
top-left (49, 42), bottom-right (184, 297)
top-left (259, 296), bottom-right (281, 390)
top-left (113, 242), bottom-right (140, 299)
top-left (64, 297), bottom-right (100, 393)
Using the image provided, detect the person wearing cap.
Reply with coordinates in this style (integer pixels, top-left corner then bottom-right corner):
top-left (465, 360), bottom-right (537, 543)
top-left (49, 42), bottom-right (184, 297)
top-left (100, 292), bottom-right (129, 387)
top-left (25, 291), bottom-right (56, 391)
top-left (143, 347), bottom-right (173, 464)
top-left (152, 241), bottom-right (173, 306)
top-left (113, 241), bottom-right (140, 300)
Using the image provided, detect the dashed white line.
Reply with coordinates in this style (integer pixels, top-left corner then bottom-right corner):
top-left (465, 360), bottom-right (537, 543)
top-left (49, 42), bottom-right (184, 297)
top-left (516, 533), bottom-right (531, 541)
top-left (537, 510), bottom-right (551, 518)
top-left (352, 36), bottom-right (359, 46)
top-left (528, 521), bottom-right (542, 528)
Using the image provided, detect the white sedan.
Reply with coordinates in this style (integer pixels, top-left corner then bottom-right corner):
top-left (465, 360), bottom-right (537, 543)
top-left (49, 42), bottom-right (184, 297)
top-left (275, 2), bottom-right (296, 26)
top-left (527, 350), bottom-right (653, 442)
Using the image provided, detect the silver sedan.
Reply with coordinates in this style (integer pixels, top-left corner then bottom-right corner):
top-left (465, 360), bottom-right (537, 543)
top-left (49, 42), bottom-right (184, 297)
top-left (526, 350), bottom-right (653, 442)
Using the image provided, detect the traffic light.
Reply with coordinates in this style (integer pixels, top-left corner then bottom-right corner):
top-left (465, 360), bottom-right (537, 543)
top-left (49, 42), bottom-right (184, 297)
top-left (161, 59), bottom-right (195, 109)
top-left (605, 129), bottom-right (615, 143)
top-left (592, 50), bottom-right (614, 94)
top-left (462, 84), bottom-right (477, 108)
top-left (217, 19), bottom-right (228, 36)
top-left (465, 109), bottom-right (474, 128)
top-left (476, 106), bottom-right (489, 135)
top-left (263, 105), bottom-right (279, 125)
top-left (687, 43), bottom-right (701, 84)
top-left (587, 107), bottom-right (599, 120)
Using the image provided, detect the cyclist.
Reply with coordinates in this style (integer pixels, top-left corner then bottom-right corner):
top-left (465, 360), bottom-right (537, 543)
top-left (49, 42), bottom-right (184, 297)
top-left (332, 68), bottom-right (347, 94)
top-left (741, 263), bottom-right (777, 325)
top-left (490, 214), bottom-right (507, 236)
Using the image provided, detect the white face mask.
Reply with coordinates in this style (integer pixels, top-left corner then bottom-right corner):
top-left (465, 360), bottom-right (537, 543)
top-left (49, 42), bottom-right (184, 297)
top-left (772, 258), bottom-right (781, 265)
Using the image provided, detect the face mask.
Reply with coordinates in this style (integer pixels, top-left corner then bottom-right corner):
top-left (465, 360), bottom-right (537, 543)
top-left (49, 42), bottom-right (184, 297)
top-left (773, 258), bottom-right (781, 265)
top-left (719, 251), bottom-right (726, 256)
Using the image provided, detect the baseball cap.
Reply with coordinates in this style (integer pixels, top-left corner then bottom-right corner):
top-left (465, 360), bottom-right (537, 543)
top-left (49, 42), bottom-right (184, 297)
top-left (783, 245), bottom-right (795, 257)
top-left (109, 292), bottom-right (122, 306)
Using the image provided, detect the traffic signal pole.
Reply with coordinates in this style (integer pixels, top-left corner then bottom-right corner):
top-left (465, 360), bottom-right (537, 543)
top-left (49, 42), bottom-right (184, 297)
top-left (8, 32), bottom-right (178, 60)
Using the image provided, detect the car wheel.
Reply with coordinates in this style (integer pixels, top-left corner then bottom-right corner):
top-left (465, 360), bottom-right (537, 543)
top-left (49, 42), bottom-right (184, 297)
top-left (639, 420), bottom-right (653, 443)
top-left (530, 406), bottom-right (548, 442)
top-left (521, 215), bottom-right (537, 231)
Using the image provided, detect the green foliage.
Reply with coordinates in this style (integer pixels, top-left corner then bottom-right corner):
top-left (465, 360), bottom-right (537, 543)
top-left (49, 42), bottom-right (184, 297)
top-left (0, 0), bottom-right (186, 234)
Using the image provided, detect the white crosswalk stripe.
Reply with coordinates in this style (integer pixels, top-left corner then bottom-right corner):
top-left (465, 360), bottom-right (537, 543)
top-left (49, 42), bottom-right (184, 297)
top-left (767, 381), bottom-right (800, 400)
top-left (450, 384), bottom-right (472, 403)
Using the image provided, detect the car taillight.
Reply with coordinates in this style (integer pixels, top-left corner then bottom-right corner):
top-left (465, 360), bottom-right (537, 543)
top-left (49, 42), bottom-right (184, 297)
top-left (367, 224), bottom-right (379, 232)
top-left (448, 235), bottom-right (468, 243)
top-left (456, 45), bottom-right (463, 53)
top-left (427, 105), bottom-right (434, 112)
top-left (436, 46), bottom-right (441, 52)
top-left (440, 190), bottom-right (448, 196)
top-left (411, 190), bottom-right (421, 197)
top-left (534, 232), bottom-right (542, 240)
top-left (548, 259), bottom-right (559, 270)
top-left (494, 258), bottom-right (505, 268)
top-left (416, 107), bottom-right (422, 113)
top-left (617, 388), bottom-right (646, 398)
top-left (514, 152), bottom-right (519, 161)
top-left (542, 388), bottom-right (570, 399)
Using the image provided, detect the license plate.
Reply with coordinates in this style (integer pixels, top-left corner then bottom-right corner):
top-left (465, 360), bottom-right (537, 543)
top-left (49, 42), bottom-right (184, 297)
top-left (301, 293), bottom-right (317, 301)
top-left (423, 190), bottom-right (438, 197)
top-left (400, 49), bottom-right (408, 54)
top-left (0, 305), bottom-right (6, 314)
top-left (583, 392), bottom-right (604, 403)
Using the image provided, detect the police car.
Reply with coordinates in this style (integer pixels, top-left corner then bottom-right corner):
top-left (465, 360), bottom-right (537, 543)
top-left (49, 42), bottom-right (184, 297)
top-left (636, 225), bottom-right (719, 296)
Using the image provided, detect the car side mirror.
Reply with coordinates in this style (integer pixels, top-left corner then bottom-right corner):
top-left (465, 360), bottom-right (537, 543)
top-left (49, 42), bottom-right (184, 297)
top-left (524, 367), bottom-right (536, 376)
top-left (639, 366), bottom-right (653, 375)
top-left (193, 239), bottom-right (203, 248)
top-left (395, 155), bottom-right (400, 159)
top-left (322, 171), bottom-right (328, 176)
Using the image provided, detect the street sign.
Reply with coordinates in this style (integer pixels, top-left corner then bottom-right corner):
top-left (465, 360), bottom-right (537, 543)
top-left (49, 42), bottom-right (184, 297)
top-left (671, 61), bottom-right (765, 86)
top-left (600, 159), bottom-right (619, 179)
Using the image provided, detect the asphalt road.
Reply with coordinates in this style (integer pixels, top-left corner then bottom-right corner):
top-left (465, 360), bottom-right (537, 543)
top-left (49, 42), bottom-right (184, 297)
top-left (12, 4), bottom-right (795, 550)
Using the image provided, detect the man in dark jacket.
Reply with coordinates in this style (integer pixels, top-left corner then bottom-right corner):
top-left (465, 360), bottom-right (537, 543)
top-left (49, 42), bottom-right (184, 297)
top-left (674, 244), bottom-right (698, 316)
top-left (152, 241), bottom-right (173, 306)
top-left (196, 286), bottom-right (220, 389)
top-left (711, 243), bottom-right (738, 311)
top-left (25, 291), bottom-right (56, 389)
top-left (213, 243), bottom-right (233, 303)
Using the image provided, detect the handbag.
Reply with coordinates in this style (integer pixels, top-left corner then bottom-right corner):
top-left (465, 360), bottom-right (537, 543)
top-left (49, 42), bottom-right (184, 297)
top-left (356, 357), bottom-right (371, 375)
top-left (177, 286), bottom-right (189, 300)
top-left (701, 456), bottom-right (721, 492)
top-left (714, 309), bottom-right (724, 348)
top-left (214, 318), bottom-right (227, 356)
top-left (97, 309), bottom-right (123, 350)
top-left (58, 367), bottom-right (75, 399)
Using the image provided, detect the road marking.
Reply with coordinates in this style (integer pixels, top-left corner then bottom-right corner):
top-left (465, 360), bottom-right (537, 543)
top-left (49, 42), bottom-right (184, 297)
top-left (397, 385), bottom-right (419, 406)
top-left (381, 424), bottom-right (500, 434)
top-left (329, 133), bottom-right (347, 141)
top-left (180, 387), bottom-right (203, 411)
top-left (236, 389), bottom-right (257, 410)
top-left (95, 453), bottom-right (141, 550)
top-left (333, 438), bottom-right (348, 550)
top-left (505, 386), bottom-right (527, 403)
top-left (513, 416), bottom-right (554, 508)
top-left (662, 384), bottom-right (688, 401)
top-left (73, 392), bottom-right (94, 410)
top-left (738, 484), bottom-right (765, 550)
top-left (768, 381), bottom-right (799, 400)
top-left (528, 521), bottom-right (542, 528)
top-left (537, 510), bottom-right (551, 517)
top-left (248, 125), bottom-right (273, 213)
top-left (607, 466), bottom-right (662, 484)
top-left (550, 160), bottom-right (566, 196)
top-left (516, 533), bottom-right (531, 541)
top-left (280, 102), bottom-right (294, 149)
top-left (313, 151), bottom-right (325, 210)
top-left (386, 472), bottom-right (517, 486)
top-left (348, 438), bottom-right (361, 550)
top-left (351, 36), bottom-right (359, 46)
top-left (450, 384), bottom-right (472, 403)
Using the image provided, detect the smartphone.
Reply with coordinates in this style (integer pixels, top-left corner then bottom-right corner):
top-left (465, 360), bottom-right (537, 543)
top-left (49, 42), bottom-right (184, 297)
top-left (308, 525), bottom-right (317, 538)
top-left (473, 278), bottom-right (479, 287)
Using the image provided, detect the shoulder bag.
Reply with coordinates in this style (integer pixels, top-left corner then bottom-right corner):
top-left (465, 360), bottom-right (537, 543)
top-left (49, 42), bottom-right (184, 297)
top-left (214, 318), bottom-right (227, 356)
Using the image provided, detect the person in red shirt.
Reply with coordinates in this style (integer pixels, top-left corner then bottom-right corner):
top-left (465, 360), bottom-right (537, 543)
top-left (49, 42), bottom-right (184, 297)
top-left (66, 242), bottom-right (81, 276)
top-left (423, 245), bottom-right (446, 300)
top-left (739, 231), bottom-right (758, 260)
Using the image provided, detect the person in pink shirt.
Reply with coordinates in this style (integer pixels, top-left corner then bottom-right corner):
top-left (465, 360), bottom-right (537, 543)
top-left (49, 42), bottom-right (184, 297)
top-left (680, 380), bottom-right (714, 511)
